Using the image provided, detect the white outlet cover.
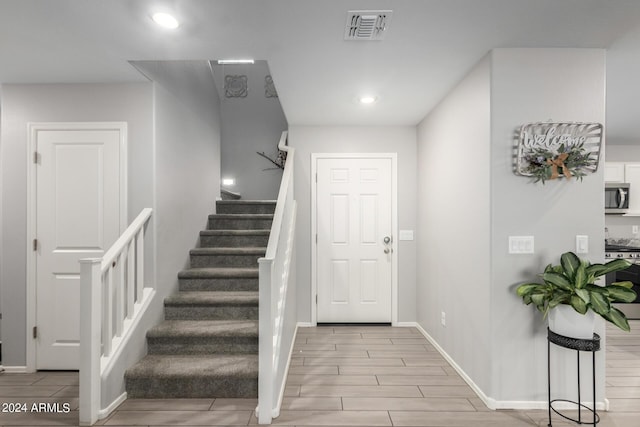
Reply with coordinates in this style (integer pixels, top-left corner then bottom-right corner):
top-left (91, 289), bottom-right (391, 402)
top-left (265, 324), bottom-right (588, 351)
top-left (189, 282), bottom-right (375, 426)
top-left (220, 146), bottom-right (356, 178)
top-left (508, 236), bottom-right (534, 254)
top-left (399, 230), bottom-right (414, 241)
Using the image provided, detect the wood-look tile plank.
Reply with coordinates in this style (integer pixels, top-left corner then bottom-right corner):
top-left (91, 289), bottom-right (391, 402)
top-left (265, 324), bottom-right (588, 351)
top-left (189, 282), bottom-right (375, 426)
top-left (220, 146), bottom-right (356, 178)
top-left (306, 337), bottom-right (390, 344)
top-left (266, 410), bottom-right (392, 426)
top-left (304, 357), bottom-right (405, 366)
top-left (280, 397), bottom-right (343, 411)
top-left (0, 385), bottom-right (64, 397)
top-left (335, 344), bottom-right (428, 351)
top-left (287, 374), bottom-right (378, 385)
top-left (116, 398), bottom-right (213, 411)
top-left (300, 385), bottom-right (422, 397)
top-left (338, 366), bottom-right (447, 376)
top-left (104, 410), bottom-right (252, 425)
top-left (418, 385), bottom-right (476, 397)
top-left (342, 397), bottom-right (476, 411)
top-left (292, 350), bottom-right (370, 358)
top-left (389, 411), bottom-right (535, 426)
top-left (377, 375), bottom-right (465, 386)
top-left (210, 398), bottom-right (258, 410)
top-left (402, 358), bottom-right (450, 366)
top-left (288, 365), bottom-right (339, 375)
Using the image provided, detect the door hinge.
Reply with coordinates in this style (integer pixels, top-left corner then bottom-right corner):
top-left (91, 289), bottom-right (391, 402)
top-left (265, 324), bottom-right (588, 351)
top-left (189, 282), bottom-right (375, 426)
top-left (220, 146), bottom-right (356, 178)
top-left (33, 152), bottom-right (40, 164)
top-left (33, 326), bottom-right (38, 339)
top-left (33, 239), bottom-right (38, 251)
top-left (315, 234), bottom-right (318, 244)
top-left (316, 295), bottom-right (318, 304)
top-left (315, 173), bottom-right (317, 183)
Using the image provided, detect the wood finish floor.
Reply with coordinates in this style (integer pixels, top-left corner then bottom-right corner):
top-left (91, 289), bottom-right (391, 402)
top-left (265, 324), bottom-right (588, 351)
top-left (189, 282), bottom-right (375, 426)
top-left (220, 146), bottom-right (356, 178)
top-left (0, 323), bottom-right (639, 426)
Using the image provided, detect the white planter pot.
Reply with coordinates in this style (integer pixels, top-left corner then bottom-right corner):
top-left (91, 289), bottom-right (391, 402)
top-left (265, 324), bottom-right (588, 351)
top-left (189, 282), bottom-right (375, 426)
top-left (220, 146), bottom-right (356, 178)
top-left (548, 304), bottom-right (596, 339)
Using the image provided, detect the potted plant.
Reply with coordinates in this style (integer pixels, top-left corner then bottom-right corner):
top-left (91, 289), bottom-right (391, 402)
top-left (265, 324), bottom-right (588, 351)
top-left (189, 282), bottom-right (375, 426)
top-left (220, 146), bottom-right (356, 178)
top-left (516, 251), bottom-right (637, 336)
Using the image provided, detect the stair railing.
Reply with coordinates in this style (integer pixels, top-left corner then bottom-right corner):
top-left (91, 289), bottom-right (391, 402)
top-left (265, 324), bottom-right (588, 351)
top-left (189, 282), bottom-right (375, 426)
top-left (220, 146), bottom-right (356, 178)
top-left (258, 131), bottom-right (297, 424)
top-left (79, 208), bottom-right (154, 426)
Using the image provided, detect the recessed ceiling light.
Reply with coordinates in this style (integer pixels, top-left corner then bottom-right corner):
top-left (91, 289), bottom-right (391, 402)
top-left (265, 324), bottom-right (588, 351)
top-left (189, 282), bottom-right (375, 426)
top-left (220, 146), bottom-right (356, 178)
top-left (359, 96), bottom-right (377, 105)
top-left (217, 59), bottom-right (255, 65)
top-left (152, 12), bottom-right (179, 29)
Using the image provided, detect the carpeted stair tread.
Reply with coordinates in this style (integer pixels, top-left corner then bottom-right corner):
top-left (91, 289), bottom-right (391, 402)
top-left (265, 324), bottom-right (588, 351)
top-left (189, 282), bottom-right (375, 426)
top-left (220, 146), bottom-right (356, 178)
top-left (165, 291), bottom-right (258, 306)
top-left (208, 213), bottom-right (274, 219)
top-left (190, 247), bottom-right (266, 255)
top-left (148, 320), bottom-right (258, 338)
top-left (178, 267), bottom-right (258, 279)
top-left (200, 229), bottom-right (270, 236)
top-left (126, 354), bottom-right (258, 379)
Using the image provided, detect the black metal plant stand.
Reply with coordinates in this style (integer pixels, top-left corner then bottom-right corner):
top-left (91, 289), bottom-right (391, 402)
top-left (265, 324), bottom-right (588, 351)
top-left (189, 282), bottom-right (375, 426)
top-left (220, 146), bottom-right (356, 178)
top-left (547, 328), bottom-right (600, 426)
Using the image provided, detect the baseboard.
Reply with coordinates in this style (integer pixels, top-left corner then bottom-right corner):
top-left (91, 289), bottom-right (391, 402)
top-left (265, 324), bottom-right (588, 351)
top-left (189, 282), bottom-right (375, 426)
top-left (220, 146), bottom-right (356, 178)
top-left (98, 392), bottom-right (127, 419)
top-left (411, 322), bottom-right (608, 411)
top-left (1, 365), bottom-right (28, 373)
top-left (296, 322), bottom-right (314, 328)
top-left (411, 322), bottom-right (497, 410)
top-left (394, 321), bottom-right (417, 327)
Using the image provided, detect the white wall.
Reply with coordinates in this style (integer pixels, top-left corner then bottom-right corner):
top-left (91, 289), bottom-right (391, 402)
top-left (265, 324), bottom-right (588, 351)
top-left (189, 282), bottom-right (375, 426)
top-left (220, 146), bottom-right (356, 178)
top-left (288, 126), bottom-right (417, 324)
top-left (212, 61), bottom-right (288, 200)
top-left (489, 48), bottom-right (606, 405)
top-left (416, 55), bottom-right (492, 394)
top-left (0, 83), bottom-right (153, 368)
top-left (416, 48), bottom-right (606, 408)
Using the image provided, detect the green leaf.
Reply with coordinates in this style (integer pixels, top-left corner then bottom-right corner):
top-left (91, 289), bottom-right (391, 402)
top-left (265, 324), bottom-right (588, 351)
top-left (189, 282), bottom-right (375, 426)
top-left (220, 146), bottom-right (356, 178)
top-left (560, 252), bottom-right (581, 280)
top-left (607, 285), bottom-right (638, 303)
top-left (589, 291), bottom-right (610, 316)
top-left (516, 283), bottom-right (542, 297)
top-left (586, 264), bottom-right (608, 277)
top-left (612, 281), bottom-right (634, 289)
top-left (603, 307), bottom-right (631, 332)
top-left (570, 295), bottom-right (588, 314)
top-left (542, 272), bottom-right (572, 291)
top-left (574, 263), bottom-right (588, 289)
top-left (575, 288), bottom-right (590, 304)
top-left (598, 259), bottom-right (632, 276)
top-left (549, 294), bottom-right (570, 309)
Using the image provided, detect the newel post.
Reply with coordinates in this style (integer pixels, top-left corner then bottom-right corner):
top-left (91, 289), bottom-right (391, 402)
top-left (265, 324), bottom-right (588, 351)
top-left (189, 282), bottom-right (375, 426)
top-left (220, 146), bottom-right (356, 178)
top-left (79, 258), bottom-right (102, 426)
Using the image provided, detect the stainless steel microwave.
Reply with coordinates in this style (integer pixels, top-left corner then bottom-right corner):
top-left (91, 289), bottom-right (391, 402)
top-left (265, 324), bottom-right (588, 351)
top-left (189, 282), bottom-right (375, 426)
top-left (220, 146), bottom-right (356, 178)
top-left (605, 183), bottom-right (630, 214)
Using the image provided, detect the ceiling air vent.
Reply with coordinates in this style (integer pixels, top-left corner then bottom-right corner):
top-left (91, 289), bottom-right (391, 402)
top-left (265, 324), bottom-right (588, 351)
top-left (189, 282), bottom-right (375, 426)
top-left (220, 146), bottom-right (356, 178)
top-left (344, 10), bottom-right (392, 41)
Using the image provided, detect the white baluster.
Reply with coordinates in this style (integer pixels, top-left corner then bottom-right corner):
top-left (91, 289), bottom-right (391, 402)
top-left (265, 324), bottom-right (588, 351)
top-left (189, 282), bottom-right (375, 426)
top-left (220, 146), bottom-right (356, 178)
top-left (127, 239), bottom-right (135, 318)
top-left (103, 268), bottom-right (113, 357)
top-left (116, 253), bottom-right (124, 336)
top-left (136, 229), bottom-right (145, 301)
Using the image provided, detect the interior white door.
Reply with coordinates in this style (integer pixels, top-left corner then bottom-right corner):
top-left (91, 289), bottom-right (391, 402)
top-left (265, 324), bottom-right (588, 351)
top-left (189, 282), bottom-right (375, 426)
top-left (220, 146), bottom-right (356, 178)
top-left (36, 129), bottom-right (121, 369)
top-left (316, 157), bottom-right (393, 323)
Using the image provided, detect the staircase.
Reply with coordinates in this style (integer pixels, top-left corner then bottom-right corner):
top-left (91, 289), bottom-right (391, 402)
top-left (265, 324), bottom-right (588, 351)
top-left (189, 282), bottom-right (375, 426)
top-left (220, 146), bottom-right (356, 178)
top-left (124, 200), bottom-right (275, 398)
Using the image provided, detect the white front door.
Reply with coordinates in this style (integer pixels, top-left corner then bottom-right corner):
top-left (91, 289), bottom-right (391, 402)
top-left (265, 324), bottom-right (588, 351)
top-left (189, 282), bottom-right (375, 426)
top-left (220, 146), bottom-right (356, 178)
top-left (35, 127), bottom-right (122, 369)
top-left (316, 156), bottom-right (393, 323)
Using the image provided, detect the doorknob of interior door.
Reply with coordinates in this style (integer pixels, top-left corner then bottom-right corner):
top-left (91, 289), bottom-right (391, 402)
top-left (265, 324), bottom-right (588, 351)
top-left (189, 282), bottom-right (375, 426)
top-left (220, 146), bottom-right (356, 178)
top-left (383, 236), bottom-right (391, 244)
top-left (384, 248), bottom-right (390, 254)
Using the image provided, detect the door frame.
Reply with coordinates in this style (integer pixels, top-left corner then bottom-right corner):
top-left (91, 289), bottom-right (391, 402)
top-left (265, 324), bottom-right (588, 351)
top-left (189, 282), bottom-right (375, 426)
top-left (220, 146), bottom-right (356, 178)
top-left (311, 153), bottom-right (398, 326)
top-left (25, 122), bottom-right (128, 372)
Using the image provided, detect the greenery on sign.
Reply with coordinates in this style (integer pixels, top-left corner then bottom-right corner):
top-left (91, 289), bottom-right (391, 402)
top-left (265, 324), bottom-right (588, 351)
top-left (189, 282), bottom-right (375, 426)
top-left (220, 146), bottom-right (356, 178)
top-left (522, 143), bottom-right (595, 184)
top-left (516, 252), bottom-right (637, 331)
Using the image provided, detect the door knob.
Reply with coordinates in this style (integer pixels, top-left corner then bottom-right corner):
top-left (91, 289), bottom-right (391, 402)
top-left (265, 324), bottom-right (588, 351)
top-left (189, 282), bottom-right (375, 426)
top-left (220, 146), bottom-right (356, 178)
top-left (384, 248), bottom-right (390, 254)
top-left (383, 236), bottom-right (391, 244)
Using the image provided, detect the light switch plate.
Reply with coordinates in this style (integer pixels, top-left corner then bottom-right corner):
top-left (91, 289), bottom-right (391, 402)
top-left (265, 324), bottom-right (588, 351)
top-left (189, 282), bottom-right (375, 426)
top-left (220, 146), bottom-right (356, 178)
top-left (576, 235), bottom-right (589, 254)
top-left (508, 236), bottom-right (534, 254)
top-left (399, 230), bottom-right (414, 241)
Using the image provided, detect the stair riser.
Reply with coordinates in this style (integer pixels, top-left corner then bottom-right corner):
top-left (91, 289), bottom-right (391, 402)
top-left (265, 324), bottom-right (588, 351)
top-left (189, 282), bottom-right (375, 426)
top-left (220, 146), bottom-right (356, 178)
top-left (126, 377), bottom-right (257, 398)
top-left (208, 218), bottom-right (273, 230)
top-left (200, 234), bottom-right (269, 247)
top-left (190, 254), bottom-right (263, 268)
top-left (165, 306), bottom-right (258, 321)
top-left (179, 278), bottom-right (258, 292)
top-left (147, 338), bottom-right (258, 355)
top-left (216, 204), bottom-right (276, 214)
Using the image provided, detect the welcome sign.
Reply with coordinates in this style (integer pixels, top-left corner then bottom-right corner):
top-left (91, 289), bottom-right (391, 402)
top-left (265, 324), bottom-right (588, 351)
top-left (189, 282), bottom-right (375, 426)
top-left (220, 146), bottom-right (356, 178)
top-left (515, 122), bottom-right (603, 182)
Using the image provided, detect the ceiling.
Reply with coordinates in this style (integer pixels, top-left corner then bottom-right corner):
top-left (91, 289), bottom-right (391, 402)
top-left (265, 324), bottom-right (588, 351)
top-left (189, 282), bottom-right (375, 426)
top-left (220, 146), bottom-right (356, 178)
top-left (1, 0), bottom-right (640, 139)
